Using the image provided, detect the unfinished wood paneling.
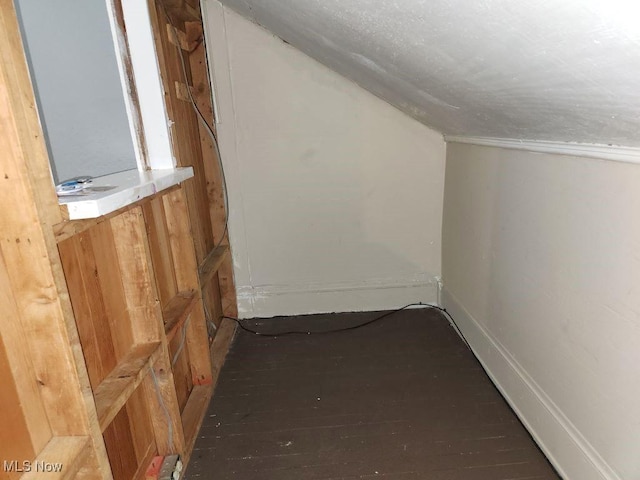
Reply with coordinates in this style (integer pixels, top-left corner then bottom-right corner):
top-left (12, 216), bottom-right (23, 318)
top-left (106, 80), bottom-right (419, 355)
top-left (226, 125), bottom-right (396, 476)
top-left (124, 386), bottom-right (157, 479)
top-left (103, 381), bottom-right (157, 480)
top-left (198, 245), bottom-right (228, 287)
top-left (148, 1), bottom-right (212, 262)
top-left (0, 20), bottom-right (87, 438)
top-left (103, 406), bottom-right (139, 480)
top-left (0, 332), bottom-right (37, 480)
top-left (58, 233), bottom-right (118, 389)
top-left (0, 249), bottom-right (52, 456)
top-left (186, 20), bottom-right (238, 318)
top-left (110, 208), bottom-right (163, 345)
top-left (183, 304), bottom-right (212, 385)
top-left (185, 22), bottom-right (223, 243)
top-left (94, 343), bottom-right (162, 432)
top-left (149, 1), bottom-right (237, 319)
top-left (142, 198), bottom-right (178, 310)
top-left (88, 221), bottom-right (136, 360)
top-left (162, 184), bottom-right (200, 291)
top-left (21, 436), bottom-right (90, 480)
top-left (0, 2), bottom-right (110, 476)
top-left (162, 188), bottom-right (212, 384)
top-left (163, 290), bottom-right (199, 341)
top-left (2, 0), bottom-right (238, 477)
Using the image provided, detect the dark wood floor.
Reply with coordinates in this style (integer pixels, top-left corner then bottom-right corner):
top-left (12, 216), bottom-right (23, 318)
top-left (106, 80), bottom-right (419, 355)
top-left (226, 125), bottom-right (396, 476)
top-left (186, 308), bottom-right (560, 480)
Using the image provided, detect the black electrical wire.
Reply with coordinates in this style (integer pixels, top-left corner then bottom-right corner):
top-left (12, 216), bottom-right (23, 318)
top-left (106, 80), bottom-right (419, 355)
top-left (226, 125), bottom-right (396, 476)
top-left (223, 303), bottom-right (472, 349)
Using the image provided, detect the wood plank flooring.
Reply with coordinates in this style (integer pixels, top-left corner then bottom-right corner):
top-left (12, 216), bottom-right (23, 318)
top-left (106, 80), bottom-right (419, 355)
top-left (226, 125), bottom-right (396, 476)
top-left (186, 308), bottom-right (560, 480)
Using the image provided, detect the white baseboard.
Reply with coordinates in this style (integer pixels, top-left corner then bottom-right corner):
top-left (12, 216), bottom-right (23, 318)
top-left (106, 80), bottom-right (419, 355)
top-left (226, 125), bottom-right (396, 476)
top-left (237, 276), bottom-right (438, 318)
top-left (442, 288), bottom-right (620, 480)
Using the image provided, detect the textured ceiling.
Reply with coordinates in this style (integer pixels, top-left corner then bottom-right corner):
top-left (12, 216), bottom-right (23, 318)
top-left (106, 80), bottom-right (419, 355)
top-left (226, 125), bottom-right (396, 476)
top-left (218, 0), bottom-right (640, 146)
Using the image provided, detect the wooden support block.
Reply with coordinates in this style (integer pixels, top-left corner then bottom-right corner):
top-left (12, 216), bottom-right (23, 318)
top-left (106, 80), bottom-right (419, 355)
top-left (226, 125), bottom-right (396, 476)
top-left (94, 342), bottom-right (162, 432)
top-left (175, 81), bottom-right (191, 102)
top-left (163, 290), bottom-right (199, 341)
top-left (166, 23), bottom-right (188, 50)
top-left (165, 22), bottom-right (202, 52)
top-left (198, 245), bottom-right (229, 287)
top-left (22, 436), bottom-right (90, 480)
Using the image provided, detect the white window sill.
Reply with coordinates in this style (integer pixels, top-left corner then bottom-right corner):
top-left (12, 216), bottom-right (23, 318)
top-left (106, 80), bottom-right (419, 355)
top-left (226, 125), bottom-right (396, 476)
top-left (58, 167), bottom-right (194, 220)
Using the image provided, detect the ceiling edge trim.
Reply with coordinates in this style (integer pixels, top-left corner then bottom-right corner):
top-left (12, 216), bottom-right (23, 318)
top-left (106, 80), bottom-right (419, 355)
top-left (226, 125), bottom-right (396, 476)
top-left (445, 136), bottom-right (640, 165)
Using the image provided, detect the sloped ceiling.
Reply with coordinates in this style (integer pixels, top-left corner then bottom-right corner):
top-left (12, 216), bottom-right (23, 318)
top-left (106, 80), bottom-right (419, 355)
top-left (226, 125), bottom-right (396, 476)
top-left (217, 0), bottom-right (640, 147)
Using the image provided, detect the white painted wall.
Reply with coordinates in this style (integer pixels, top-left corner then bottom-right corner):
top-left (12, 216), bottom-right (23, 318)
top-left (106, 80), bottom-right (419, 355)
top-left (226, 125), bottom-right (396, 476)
top-left (203, 2), bottom-right (446, 318)
top-left (442, 142), bottom-right (640, 480)
top-left (16, 0), bottom-right (138, 183)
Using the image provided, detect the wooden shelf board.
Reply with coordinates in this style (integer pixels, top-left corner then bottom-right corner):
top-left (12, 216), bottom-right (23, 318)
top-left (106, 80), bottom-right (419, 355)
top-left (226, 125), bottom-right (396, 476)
top-left (198, 245), bottom-right (229, 287)
top-left (58, 168), bottom-right (194, 220)
top-left (181, 384), bottom-right (212, 463)
top-left (22, 436), bottom-right (90, 480)
top-left (94, 342), bottom-right (162, 432)
top-left (163, 290), bottom-right (199, 342)
top-left (54, 185), bottom-right (180, 244)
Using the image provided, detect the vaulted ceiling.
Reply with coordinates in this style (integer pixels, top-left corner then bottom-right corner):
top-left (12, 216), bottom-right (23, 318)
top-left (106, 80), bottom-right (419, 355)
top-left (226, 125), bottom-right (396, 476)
top-left (218, 0), bottom-right (640, 147)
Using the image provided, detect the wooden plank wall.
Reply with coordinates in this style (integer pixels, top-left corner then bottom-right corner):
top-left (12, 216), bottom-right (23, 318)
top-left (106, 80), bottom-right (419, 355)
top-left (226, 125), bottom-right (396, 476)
top-left (0, 2), bottom-right (111, 476)
top-left (148, 0), bottom-right (238, 321)
top-left (1, 1), bottom-right (238, 478)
